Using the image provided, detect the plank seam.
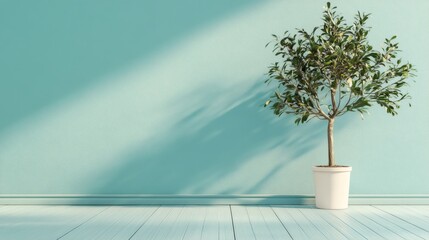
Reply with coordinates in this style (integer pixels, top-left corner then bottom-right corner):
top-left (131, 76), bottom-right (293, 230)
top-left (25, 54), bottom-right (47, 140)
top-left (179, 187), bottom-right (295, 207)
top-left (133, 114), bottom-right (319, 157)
top-left (366, 206), bottom-right (425, 239)
top-left (310, 210), bottom-right (351, 240)
top-left (199, 207), bottom-right (207, 240)
top-left (127, 205), bottom-right (161, 240)
top-left (244, 206), bottom-right (257, 239)
top-left (56, 206), bottom-right (110, 240)
top-left (371, 205), bottom-right (429, 234)
top-left (269, 206), bottom-right (294, 240)
top-left (353, 207), bottom-right (409, 239)
top-left (327, 211), bottom-right (369, 239)
top-left (342, 210), bottom-right (389, 239)
top-left (298, 209), bottom-right (330, 240)
top-left (229, 205), bottom-right (237, 240)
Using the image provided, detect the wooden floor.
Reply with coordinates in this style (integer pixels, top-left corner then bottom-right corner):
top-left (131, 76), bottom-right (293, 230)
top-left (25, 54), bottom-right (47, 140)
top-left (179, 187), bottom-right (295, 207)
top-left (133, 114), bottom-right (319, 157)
top-left (1, 205), bottom-right (429, 239)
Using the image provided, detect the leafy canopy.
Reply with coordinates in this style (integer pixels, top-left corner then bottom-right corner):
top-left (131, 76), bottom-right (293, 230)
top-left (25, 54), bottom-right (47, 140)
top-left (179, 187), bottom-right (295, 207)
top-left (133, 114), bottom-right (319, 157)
top-left (265, 2), bottom-right (415, 124)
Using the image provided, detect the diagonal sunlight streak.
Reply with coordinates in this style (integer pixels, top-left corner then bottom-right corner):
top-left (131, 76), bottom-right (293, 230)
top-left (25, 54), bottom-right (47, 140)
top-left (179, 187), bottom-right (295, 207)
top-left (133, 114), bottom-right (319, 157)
top-left (0, 0), bottom-right (310, 193)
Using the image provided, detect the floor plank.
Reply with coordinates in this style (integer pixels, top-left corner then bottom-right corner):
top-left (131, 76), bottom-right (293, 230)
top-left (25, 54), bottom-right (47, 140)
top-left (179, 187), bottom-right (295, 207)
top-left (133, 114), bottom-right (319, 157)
top-left (312, 208), bottom-right (367, 240)
top-left (271, 206), bottom-right (328, 240)
top-left (347, 206), bottom-right (420, 240)
top-left (246, 206), bottom-right (292, 240)
top-left (1, 205), bottom-right (429, 239)
top-left (0, 205), bottom-right (23, 215)
top-left (366, 206), bottom-right (429, 239)
top-left (181, 206), bottom-right (207, 240)
top-left (111, 206), bottom-right (159, 240)
top-left (403, 206), bottom-right (429, 220)
top-left (328, 208), bottom-right (386, 239)
top-left (162, 206), bottom-right (197, 240)
top-left (299, 207), bottom-right (348, 240)
top-left (0, 205), bottom-right (106, 240)
top-left (129, 206), bottom-right (176, 239)
top-left (260, 207), bottom-right (293, 240)
top-left (198, 206), bottom-right (234, 240)
top-left (375, 205), bottom-right (429, 234)
top-left (60, 206), bottom-right (159, 240)
top-left (359, 206), bottom-right (424, 239)
top-left (130, 206), bottom-right (187, 240)
top-left (230, 205), bottom-right (257, 240)
top-left (271, 206), bottom-right (310, 239)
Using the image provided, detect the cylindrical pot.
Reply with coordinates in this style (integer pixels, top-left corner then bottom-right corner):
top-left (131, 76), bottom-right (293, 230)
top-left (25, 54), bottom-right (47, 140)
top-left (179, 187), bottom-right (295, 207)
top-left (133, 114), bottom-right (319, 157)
top-left (313, 166), bottom-right (352, 209)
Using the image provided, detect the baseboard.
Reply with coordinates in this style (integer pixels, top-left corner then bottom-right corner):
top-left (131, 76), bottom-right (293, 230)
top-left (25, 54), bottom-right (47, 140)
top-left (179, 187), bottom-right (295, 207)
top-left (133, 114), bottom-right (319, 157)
top-left (1, 194), bottom-right (429, 205)
top-left (348, 194), bottom-right (429, 205)
top-left (0, 194), bottom-right (310, 205)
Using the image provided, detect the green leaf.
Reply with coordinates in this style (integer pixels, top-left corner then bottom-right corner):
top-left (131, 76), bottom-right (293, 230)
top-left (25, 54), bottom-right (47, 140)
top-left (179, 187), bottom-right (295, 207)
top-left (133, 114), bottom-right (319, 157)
top-left (294, 118), bottom-right (301, 125)
top-left (264, 100), bottom-right (271, 107)
top-left (264, 1), bottom-right (415, 126)
top-left (301, 113), bottom-right (309, 123)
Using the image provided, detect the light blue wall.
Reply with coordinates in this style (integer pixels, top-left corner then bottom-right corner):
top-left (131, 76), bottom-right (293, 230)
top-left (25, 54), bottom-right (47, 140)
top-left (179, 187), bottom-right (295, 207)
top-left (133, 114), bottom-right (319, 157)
top-left (1, 0), bottom-right (428, 195)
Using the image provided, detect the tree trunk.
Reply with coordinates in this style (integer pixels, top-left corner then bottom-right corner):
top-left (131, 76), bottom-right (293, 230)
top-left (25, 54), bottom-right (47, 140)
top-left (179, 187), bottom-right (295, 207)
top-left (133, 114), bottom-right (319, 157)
top-left (327, 118), bottom-right (335, 166)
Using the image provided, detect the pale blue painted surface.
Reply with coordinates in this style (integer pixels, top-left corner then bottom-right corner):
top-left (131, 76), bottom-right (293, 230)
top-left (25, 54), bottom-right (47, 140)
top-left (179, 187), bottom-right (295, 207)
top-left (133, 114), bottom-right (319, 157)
top-left (1, 205), bottom-right (428, 240)
top-left (0, 0), bottom-right (428, 196)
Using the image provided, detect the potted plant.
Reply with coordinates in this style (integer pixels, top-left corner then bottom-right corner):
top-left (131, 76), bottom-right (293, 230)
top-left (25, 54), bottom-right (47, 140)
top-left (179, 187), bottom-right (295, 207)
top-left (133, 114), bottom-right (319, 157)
top-left (264, 2), bottom-right (415, 209)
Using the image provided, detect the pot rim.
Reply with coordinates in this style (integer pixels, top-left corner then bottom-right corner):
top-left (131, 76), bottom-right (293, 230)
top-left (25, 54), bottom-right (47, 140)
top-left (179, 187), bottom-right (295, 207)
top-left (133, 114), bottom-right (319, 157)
top-left (313, 166), bottom-right (352, 172)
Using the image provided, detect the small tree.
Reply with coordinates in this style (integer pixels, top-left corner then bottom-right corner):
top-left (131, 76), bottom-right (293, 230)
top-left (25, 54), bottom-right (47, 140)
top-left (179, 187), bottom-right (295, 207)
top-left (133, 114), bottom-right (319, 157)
top-left (265, 2), bottom-right (415, 167)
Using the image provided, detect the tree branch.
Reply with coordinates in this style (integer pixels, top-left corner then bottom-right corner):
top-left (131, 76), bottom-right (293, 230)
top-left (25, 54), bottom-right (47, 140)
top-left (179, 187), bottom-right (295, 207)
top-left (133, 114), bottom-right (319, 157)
top-left (336, 88), bottom-right (354, 116)
top-left (330, 88), bottom-right (337, 118)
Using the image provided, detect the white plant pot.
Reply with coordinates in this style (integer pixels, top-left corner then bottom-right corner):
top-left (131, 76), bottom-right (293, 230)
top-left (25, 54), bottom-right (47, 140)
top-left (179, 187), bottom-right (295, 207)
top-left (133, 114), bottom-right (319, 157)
top-left (313, 166), bottom-right (352, 209)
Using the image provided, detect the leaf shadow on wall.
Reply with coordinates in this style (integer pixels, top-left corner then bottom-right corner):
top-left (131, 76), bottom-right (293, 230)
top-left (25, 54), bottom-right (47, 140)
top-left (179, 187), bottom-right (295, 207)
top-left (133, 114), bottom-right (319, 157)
top-left (0, 0), bottom-right (261, 133)
top-left (90, 82), bottom-right (327, 195)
